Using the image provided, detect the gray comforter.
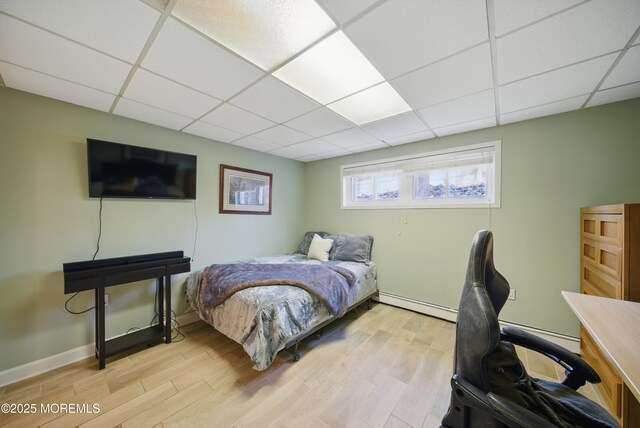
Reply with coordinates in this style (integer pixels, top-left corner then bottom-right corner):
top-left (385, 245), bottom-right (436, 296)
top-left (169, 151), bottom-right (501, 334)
top-left (186, 254), bottom-right (377, 370)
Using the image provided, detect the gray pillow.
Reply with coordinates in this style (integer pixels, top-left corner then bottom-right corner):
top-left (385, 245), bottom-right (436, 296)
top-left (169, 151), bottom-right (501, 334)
top-left (331, 233), bottom-right (374, 263)
top-left (296, 231), bottom-right (330, 255)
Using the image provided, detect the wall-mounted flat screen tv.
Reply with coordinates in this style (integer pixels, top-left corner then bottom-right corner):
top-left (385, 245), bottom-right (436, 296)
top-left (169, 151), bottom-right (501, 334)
top-left (87, 138), bottom-right (197, 199)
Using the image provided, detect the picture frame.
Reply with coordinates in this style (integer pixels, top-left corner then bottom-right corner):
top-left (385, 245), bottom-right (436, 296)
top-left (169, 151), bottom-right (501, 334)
top-left (219, 164), bottom-right (272, 215)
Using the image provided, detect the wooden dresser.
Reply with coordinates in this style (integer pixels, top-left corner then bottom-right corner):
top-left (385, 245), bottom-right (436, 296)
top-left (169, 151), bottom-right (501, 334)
top-left (579, 204), bottom-right (640, 423)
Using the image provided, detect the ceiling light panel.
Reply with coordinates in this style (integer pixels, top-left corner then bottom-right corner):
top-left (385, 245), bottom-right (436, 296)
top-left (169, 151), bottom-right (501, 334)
top-left (345, 0), bottom-right (488, 79)
top-left (143, 18), bottom-right (264, 100)
top-left (274, 31), bottom-right (385, 105)
top-left (172, 0), bottom-right (336, 71)
top-left (327, 82), bottom-right (412, 125)
top-left (230, 76), bottom-right (319, 123)
top-left (497, 0), bottom-right (640, 84)
top-left (125, 69), bottom-right (222, 119)
top-left (0, 0), bottom-right (159, 63)
top-left (0, 61), bottom-right (115, 112)
top-left (202, 103), bottom-right (275, 135)
top-left (0, 14), bottom-right (131, 94)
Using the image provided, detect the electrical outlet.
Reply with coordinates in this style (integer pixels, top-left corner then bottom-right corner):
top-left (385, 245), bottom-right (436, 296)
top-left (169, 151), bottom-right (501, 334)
top-left (104, 294), bottom-right (109, 306)
top-left (508, 289), bottom-right (516, 301)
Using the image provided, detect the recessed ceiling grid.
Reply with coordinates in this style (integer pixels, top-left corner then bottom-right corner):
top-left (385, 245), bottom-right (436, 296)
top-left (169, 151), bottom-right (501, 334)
top-left (0, 0), bottom-right (638, 162)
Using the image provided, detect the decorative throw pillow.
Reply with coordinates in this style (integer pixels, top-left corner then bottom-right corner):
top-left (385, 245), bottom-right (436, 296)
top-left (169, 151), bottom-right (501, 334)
top-left (307, 234), bottom-right (334, 262)
top-left (331, 233), bottom-right (374, 263)
top-left (295, 231), bottom-right (329, 254)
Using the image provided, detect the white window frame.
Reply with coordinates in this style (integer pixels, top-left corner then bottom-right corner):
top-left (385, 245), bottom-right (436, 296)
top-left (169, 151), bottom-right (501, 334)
top-left (341, 141), bottom-right (501, 209)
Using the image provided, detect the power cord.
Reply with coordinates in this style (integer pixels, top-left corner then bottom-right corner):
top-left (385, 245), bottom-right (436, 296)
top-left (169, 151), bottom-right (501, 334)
top-left (65, 197), bottom-right (103, 314)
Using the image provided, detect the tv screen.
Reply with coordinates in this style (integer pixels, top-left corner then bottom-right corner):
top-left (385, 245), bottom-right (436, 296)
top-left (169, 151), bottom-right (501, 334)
top-left (87, 138), bottom-right (197, 199)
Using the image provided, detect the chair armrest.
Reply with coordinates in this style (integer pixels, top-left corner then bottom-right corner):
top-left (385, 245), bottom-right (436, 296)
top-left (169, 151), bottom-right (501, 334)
top-left (501, 326), bottom-right (600, 389)
top-left (448, 375), bottom-right (556, 428)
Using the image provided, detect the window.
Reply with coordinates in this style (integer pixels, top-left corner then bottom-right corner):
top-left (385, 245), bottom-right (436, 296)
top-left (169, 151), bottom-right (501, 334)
top-left (341, 141), bottom-right (501, 209)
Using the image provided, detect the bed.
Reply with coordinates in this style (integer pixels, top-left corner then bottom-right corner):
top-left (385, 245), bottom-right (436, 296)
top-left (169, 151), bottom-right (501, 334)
top-left (185, 232), bottom-right (377, 370)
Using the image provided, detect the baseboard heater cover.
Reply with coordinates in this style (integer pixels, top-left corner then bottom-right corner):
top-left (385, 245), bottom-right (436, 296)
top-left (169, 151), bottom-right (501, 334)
top-left (376, 291), bottom-right (580, 354)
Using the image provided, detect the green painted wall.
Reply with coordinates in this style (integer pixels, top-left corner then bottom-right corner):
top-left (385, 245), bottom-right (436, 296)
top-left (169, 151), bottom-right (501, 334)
top-left (0, 87), bottom-right (305, 371)
top-left (303, 97), bottom-right (640, 337)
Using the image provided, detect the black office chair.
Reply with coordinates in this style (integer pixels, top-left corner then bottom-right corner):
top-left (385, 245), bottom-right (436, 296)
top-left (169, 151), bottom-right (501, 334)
top-left (441, 230), bottom-right (620, 428)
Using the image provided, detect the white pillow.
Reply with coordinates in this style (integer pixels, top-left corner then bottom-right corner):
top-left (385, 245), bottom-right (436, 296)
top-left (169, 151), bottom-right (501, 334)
top-left (307, 234), bottom-right (334, 261)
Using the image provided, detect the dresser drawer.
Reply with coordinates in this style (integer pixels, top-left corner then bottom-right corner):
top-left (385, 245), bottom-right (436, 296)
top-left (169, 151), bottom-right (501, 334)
top-left (580, 327), bottom-right (622, 419)
top-left (581, 214), bottom-right (624, 247)
top-left (581, 238), bottom-right (623, 281)
top-left (581, 262), bottom-right (622, 299)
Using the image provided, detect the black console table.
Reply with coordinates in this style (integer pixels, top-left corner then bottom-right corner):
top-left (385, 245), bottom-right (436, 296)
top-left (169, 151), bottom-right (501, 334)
top-left (63, 251), bottom-right (191, 369)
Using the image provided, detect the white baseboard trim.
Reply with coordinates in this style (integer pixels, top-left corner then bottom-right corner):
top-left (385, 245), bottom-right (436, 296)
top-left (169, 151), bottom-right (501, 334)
top-left (377, 292), bottom-right (580, 354)
top-left (0, 311), bottom-right (203, 388)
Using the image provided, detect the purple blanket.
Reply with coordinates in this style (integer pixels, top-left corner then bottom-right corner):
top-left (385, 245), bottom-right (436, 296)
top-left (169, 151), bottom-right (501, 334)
top-left (200, 263), bottom-right (357, 316)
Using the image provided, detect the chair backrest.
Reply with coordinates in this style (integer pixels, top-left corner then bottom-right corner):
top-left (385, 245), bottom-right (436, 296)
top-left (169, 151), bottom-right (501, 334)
top-left (453, 230), bottom-right (510, 392)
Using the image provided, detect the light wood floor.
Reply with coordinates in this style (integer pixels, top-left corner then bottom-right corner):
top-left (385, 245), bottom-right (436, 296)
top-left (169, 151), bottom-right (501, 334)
top-left (0, 303), bottom-right (609, 428)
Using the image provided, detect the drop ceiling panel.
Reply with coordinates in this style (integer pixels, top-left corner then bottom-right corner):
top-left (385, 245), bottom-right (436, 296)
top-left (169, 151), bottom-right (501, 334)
top-left (230, 76), bottom-right (320, 123)
top-left (602, 45), bottom-right (640, 89)
top-left (385, 130), bottom-right (435, 146)
top-left (316, 0), bottom-right (379, 24)
top-left (125, 69), bottom-right (221, 119)
top-left (349, 141), bottom-right (389, 153)
top-left (284, 107), bottom-right (353, 137)
top-left (500, 95), bottom-right (587, 124)
top-left (500, 54), bottom-right (617, 113)
top-left (321, 128), bottom-right (378, 148)
top-left (252, 125), bottom-right (312, 145)
top-left (201, 103), bottom-right (275, 135)
top-left (318, 148), bottom-right (353, 158)
top-left (0, 61), bottom-right (115, 112)
top-left (114, 98), bottom-right (193, 130)
top-left (0, 14), bottom-right (131, 93)
top-left (182, 121), bottom-right (244, 144)
top-left (588, 82), bottom-right (640, 107)
top-left (296, 154), bottom-right (323, 162)
top-left (418, 89), bottom-right (495, 129)
top-left (0, 0), bottom-right (159, 63)
top-left (171, 0), bottom-right (336, 71)
top-left (268, 145), bottom-right (308, 159)
top-left (492, 0), bottom-right (583, 37)
top-left (497, 0), bottom-right (640, 84)
top-left (392, 43), bottom-right (493, 109)
top-left (361, 111), bottom-right (428, 140)
top-left (433, 117), bottom-right (496, 137)
top-left (232, 136), bottom-right (282, 152)
top-left (142, 18), bottom-right (264, 100)
top-left (287, 138), bottom-right (341, 155)
top-left (345, 0), bottom-right (488, 79)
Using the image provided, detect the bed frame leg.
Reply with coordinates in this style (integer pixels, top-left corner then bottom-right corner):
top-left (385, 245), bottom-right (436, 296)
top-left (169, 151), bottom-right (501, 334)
top-left (367, 299), bottom-right (373, 310)
top-left (292, 342), bottom-right (301, 362)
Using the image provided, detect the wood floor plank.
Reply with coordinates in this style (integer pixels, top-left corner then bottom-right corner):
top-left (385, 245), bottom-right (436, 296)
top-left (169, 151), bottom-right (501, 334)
top-left (0, 303), bottom-right (618, 427)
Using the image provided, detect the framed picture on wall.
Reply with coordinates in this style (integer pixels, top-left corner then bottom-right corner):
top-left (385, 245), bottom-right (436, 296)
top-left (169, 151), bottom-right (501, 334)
top-left (219, 164), bottom-right (272, 215)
